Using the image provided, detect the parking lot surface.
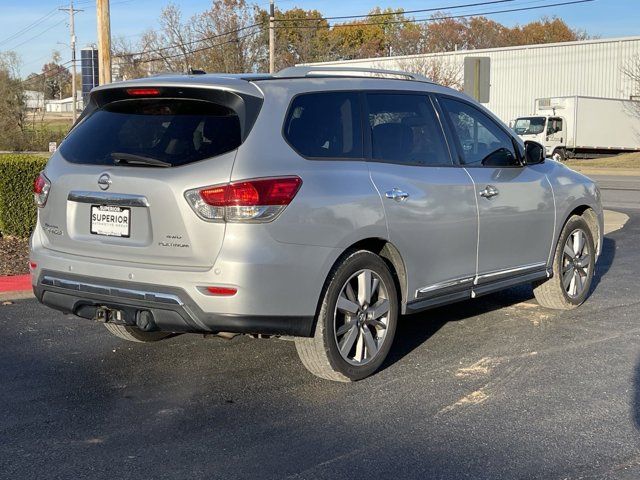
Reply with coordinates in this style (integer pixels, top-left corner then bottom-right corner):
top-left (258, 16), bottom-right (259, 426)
top-left (1, 188), bottom-right (639, 479)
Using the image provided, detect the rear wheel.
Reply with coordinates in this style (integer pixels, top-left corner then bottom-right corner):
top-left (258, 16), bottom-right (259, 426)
top-left (533, 215), bottom-right (595, 309)
top-left (295, 250), bottom-right (398, 382)
top-left (103, 323), bottom-right (171, 343)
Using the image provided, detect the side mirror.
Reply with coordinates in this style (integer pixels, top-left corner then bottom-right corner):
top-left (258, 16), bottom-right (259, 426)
top-left (524, 140), bottom-right (545, 165)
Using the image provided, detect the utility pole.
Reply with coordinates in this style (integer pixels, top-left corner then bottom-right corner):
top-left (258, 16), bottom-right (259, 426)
top-left (96, 0), bottom-right (112, 84)
top-left (269, 0), bottom-right (275, 74)
top-left (60, 0), bottom-right (82, 122)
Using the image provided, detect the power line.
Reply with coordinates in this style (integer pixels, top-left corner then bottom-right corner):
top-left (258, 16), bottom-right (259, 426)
top-left (272, 0), bottom-right (595, 29)
top-left (20, 59), bottom-right (75, 84)
top-left (274, 0), bottom-right (516, 22)
top-left (6, 18), bottom-right (67, 51)
top-left (0, 8), bottom-right (60, 48)
top-left (131, 27), bottom-right (263, 65)
top-left (113, 23), bottom-right (263, 59)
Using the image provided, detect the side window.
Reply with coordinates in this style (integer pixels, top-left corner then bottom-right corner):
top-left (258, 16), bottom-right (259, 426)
top-left (366, 93), bottom-right (451, 166)
top-left (440, 97), bottom-right (519, 167)
top-left (283, 92), bottom-right (362, 159)
top-left (547, 117), bottom-right (563, 135)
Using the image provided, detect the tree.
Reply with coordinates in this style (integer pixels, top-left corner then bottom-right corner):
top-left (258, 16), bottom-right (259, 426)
top-left (394, 57), bottom-right (463, 89)
top-left (113, 36), bottom-right (151, 80)
top-left (622, 55), bottom-right (640, 117)
top-left (507, 17), bottom-right (588, 46)
top-left (40, 52), bottom-right (72, 100)
top-left (0, 52), bottom-right (28, 148)
top-left (192, 0), bottom-right (261, 73)
top-left (109, 3), bottom-right (592, 78)
top-left (255, 7), bottom-right (330, 70)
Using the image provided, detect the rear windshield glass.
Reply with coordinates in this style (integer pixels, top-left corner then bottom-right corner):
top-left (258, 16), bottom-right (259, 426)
top-left (59, 98), bottom-right (241, 167)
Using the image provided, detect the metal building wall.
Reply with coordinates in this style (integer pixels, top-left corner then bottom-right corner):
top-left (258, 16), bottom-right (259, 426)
top-left (306, 36), bottom-right (640, 123)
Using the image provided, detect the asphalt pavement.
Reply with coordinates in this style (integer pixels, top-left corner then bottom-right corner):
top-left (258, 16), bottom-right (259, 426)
top-left (1, 180), bottom-right (639, 480)
top-left (590, 174), bottom-right (640, 211)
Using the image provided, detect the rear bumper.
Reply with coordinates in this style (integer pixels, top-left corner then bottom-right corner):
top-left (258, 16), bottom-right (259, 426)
top-left (34, 270), bottom-right (314, 336)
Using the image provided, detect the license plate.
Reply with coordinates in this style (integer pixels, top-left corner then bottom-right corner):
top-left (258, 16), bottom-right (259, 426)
top-left (90, 205), bottom-right (131, 238)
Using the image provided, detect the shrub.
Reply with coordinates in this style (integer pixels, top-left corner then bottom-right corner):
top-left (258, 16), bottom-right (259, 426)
top-left (0, 154), bottom-right (48, 238)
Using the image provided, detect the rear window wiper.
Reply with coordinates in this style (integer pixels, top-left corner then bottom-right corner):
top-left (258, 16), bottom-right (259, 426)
top-left (111, 152), bottom-right (172, 168)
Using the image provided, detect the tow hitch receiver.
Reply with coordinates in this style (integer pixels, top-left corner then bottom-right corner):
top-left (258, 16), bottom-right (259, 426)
top-left (94, 306), bottom-right (124, 324)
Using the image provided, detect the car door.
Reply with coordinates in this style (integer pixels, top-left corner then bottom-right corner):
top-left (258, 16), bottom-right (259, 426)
top-left (546, 116), bottom-right (564, 154)
top-left (365, 92), bottom-right (478, 308)
top-left (437, 95), bottom-right (555, 287)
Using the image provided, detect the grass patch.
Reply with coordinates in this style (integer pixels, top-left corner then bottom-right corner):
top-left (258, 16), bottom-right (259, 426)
top-left (565, 153), bottom-right (640, 169)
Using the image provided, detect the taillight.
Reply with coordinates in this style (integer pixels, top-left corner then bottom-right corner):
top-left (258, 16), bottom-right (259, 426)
top-left (126, 88), bottom-right (161, 96)
top-left (185, 176), bottom-right (302, 223)
top-left (33, 172), bottom-right (51, 208)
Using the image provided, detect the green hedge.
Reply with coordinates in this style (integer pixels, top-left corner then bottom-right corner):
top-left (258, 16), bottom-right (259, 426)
top-left (0, 154), bottom-right (48, 238)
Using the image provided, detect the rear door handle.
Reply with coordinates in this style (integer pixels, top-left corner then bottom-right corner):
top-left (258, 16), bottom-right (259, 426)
top-left (385, 188), bottom-right (410, 202)
top-left (479, 185), bottom-right (499, 198)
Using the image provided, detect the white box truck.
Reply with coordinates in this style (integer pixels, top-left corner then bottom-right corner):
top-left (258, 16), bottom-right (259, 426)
top-left (512, 96), bottom-right (640, 161)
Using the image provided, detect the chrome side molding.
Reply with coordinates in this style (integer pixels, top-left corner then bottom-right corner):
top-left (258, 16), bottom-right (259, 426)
top-left (415, 262), bottom-right (548, 299)
top-left (475, 262), bottom-right (547, 284)
top-left (416, 276), bottom-right (474, 297)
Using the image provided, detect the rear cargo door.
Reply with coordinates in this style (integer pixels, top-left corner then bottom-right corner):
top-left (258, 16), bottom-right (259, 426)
top-left (38, 83), bottom-right (262, 268)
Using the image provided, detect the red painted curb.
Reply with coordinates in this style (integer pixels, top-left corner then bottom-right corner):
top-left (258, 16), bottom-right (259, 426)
top-left (0, 274), bottom-right (32, 293)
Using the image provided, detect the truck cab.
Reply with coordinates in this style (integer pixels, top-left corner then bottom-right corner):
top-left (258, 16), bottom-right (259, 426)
top-left (513, 115), bottom-right (567, 161)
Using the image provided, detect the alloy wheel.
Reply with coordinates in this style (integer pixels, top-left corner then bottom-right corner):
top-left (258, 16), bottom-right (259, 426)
top-left (333, 269), bottom-right (390, 366)
top-left (562, 228), bottom-right (592, 298)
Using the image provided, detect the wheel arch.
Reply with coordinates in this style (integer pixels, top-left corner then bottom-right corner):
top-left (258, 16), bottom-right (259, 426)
top-left (316, 238), bottom-right (408, 319)
top-left (559, 205), bottom-right (602, 258)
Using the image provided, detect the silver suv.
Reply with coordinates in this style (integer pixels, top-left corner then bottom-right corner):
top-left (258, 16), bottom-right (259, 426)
top-left (31, 67), bottom-right (603, 381)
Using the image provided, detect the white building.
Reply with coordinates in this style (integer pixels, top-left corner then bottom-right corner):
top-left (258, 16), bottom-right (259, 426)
top-left (44, 92), bottom-right (84, 113)
top-left (24, 90), bottom-right (44, 111)
top-left (307, 36), bottom-right (640, 123)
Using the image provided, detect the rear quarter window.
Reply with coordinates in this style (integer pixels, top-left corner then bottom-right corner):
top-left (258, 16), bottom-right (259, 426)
top-left (283, 92), bottom-right (363, 159)
top-left (60, 98), bottom-right (242, 167)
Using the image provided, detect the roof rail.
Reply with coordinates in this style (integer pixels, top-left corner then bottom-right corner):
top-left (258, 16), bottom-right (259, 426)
top-left (274, 66), bottom-right (433, 83)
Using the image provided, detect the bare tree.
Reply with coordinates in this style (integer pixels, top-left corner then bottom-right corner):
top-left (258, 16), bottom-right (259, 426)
top-left (394, 57), bottom-right (463, 89)
top-left (622, 54), bottom-right (640, 117)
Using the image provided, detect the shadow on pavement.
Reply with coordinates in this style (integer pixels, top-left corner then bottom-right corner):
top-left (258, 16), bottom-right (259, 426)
top-left (385, 234), bottom-right (618, 373)
top-left (383, 284), bottom-right (534, 372)
top-left (590, 236), bottom-right (616, 293)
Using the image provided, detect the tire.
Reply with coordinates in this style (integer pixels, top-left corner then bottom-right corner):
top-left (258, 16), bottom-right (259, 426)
top-left (295, 250), bottom-right (398, 382)
top-left (533, 215), bottom-right (595, 310)
top-left (552, 148), bottom-right (566, 162)
top-left (103, 323), bottom-right (171, 343)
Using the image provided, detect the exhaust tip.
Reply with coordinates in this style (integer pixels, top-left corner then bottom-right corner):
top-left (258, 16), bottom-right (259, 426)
top-left (136, 310), bottom-right (157, 331)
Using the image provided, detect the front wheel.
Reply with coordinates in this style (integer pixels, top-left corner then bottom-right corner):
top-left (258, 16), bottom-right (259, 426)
top-left (533, 215), bottom-right (595, 309)
top-left (295, 250), bottom-right (398, 382)
top-left (552, 148), bottom-right (566, 162)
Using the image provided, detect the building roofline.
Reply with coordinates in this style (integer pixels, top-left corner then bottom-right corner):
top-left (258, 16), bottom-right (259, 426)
top-left (304, 35), bottom-right (640, 66)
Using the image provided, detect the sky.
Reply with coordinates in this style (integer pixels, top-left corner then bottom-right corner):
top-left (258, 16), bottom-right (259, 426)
top-left (1, 0), bottom-right (638, 77)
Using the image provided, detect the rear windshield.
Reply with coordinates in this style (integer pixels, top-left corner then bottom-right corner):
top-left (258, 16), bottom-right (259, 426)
top-left (59, 98), bottom-right (242, 167)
